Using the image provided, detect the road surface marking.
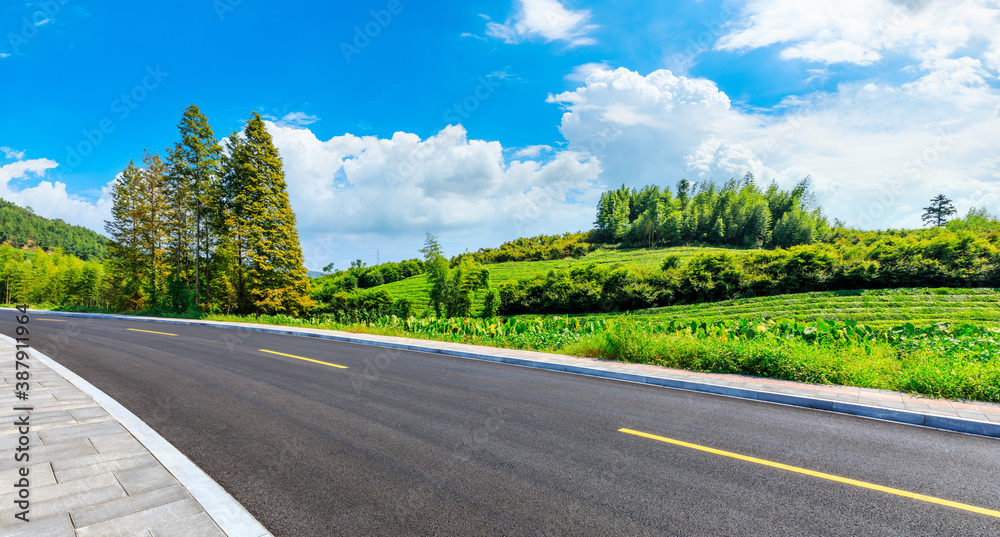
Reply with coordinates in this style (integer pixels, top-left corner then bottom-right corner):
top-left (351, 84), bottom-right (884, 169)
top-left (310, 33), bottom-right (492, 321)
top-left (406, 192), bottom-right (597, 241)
top-left (126, 328), bottom-right (179, 336)
top-left (619, 428), bottom-right (1000, 519)
top-left (258, 349), bottom-right (348, 369)
top-left (37, 319), bottom-right (68, 321)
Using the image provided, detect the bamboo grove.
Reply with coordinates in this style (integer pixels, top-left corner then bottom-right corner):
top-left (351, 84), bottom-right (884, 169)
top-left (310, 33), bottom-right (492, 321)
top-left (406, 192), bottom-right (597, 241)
top-left (103, 106), bottom-right (312, 315)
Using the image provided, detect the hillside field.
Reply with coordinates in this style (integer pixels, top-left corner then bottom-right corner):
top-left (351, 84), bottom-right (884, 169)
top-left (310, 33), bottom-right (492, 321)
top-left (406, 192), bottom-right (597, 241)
top-left (378, 245), bottom-right (748, 314)
top-left (626, 287), bottom-right (1000, 328)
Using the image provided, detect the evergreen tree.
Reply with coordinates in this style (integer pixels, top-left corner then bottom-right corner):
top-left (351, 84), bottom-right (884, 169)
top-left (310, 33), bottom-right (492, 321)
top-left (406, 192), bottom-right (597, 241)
top-left (219, 113), bottom-right (312, 315)
top-left (167, 105), bottom-right (222, 310)
top-left (104, 161), bottom-right (146, 309)
top-left (922, 194), bottom-right (957, 227)
top-left (136, 152), bottom-right (171, 306)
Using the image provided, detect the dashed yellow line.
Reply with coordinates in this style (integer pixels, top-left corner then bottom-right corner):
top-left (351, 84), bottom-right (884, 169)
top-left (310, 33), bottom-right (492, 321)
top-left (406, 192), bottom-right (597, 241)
top-left (619, 428), bottom-right (1000, 519)
top-left (126, 328), bottom-right (178, 336)
top-left (37, 319), bottom-right (68, 322)
top-left (258, 349), bottom-right (348, 369)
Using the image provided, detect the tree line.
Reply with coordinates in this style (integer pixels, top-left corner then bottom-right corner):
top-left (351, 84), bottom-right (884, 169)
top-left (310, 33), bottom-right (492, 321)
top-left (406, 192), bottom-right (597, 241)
top-left (594, 175), bottom-right (827, 249)
top-left (104, 106), bottom-right (312, 315)
top-left (497, 211), bottom-right (1000, 315)
top-left (0, 246), bottom-right (104, 307)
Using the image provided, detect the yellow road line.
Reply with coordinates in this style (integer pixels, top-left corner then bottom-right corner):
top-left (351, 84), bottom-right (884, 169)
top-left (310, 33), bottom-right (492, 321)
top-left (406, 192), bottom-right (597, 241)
top-left (619, 428), bottom-right (1000, 519)
top-left (258, 349), bottom-right (348, 369)
top-left (126, 328), bottom-right (179, 336)
top-left (37, 319), bottom-right (68, 322)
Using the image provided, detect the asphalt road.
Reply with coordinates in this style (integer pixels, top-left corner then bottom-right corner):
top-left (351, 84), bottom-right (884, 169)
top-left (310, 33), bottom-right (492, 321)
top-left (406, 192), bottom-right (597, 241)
top-left (8, 313), bottom-right (1000, 536)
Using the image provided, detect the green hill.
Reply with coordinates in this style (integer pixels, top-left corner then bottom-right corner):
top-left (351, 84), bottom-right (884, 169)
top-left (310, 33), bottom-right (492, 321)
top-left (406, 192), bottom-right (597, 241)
top-left (377, 245), bottom-right (748, 314)
top-left (0, 198), bottom-right (107, 260)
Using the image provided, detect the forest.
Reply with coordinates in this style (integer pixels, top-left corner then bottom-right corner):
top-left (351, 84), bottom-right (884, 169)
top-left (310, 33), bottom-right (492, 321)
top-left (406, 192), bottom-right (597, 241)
top-left (0, 198), bottom-right (107, 260)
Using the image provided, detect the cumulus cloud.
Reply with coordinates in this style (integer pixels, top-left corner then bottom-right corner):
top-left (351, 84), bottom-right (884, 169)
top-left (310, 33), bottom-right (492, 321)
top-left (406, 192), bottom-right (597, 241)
top-left (0, 158), bottom-right (112, 232)
top-left (547, 68), bottom-right (738, 184)
top-left (486, 0), bottom-right (598, 47)
top-left (266, 123), bottom-right (601, 269)
top-left (565, 62), bottom-right (611, 82)
top-left (541, 65), bottom-right (1000, 231)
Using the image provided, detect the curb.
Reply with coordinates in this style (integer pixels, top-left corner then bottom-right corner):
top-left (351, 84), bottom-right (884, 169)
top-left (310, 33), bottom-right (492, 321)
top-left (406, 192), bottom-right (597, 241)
top-left (0, 332), bottom-right (273, 537)
top-left (17, 308), bottom-right (1000, 440)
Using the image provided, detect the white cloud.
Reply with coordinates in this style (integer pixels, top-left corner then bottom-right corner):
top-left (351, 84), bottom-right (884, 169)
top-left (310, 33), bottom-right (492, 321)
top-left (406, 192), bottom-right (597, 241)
top-left (266, 123), bottom-right (601, 269)
top-left (513, 145), bottom-right (551, 159)
top-left (486, 0), bottom-right (598, 47)
top-left (547, 68), bottom-right (737, 184)
top-left (542, 65), bottom-right (1000, 231)
top-left (264, 111), bottom-right (320, 128)
top-left (1, 147), bottom-right (26, 160)
top-left (716, 0), bottom-right (1000, 70)
top-left (0, 158), bottom-right (113, 232)
top-left (565, 62), bottom-right (611, 83)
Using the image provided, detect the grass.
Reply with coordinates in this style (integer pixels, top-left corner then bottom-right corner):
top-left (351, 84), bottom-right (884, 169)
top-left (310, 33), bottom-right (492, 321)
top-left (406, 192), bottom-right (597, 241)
top-left (624, 288), bottom-right (1000, 329)
top-left (379, 245), bottom-right (748, 313)
top-left (564, 322), bottom-right (1000, 403)
top-left (30, 294), bottom-right (1000, 403)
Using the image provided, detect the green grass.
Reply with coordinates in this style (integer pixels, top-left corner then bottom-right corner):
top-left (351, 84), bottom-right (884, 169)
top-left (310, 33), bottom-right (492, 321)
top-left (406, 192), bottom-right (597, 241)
top-left (378, 245), bottom-right (748, 313)
top-left (564, 322), bottom-right (1000, 403)
top-left (622, 288), bottom-right (1000, 329)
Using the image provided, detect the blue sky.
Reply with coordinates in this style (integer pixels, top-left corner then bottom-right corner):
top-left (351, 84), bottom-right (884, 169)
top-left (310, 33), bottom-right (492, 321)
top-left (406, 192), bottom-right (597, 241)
top-left (3, 0), bottom-right (1000, 270)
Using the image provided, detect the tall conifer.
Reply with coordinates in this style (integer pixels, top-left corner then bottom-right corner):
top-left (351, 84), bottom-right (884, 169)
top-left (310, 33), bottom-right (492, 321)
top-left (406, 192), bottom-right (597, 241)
top-left (219, 113), bottom-right (312, 314)
top-left (105, 161), bottom-right (145, 309)
top-left (137, 152), bottom-right (171, 306)
top-left (167, 105), bottom-right (222, 310)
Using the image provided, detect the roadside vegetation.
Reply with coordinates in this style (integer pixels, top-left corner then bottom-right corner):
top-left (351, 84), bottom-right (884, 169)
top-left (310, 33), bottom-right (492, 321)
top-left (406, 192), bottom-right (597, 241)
top-left (7, 173), bottom-right (1000, 404)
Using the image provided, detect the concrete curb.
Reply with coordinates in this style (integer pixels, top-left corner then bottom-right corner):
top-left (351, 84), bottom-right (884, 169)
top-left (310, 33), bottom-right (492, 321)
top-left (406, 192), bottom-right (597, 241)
top-left (0, 331), bottom-right (273, 537)
top-left (18, 308), bottom-right (1000, 439)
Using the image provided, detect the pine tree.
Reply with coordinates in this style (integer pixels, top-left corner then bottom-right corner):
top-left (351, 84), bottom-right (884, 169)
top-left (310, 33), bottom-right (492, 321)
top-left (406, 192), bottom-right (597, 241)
top-left (219, 113), bottom-right (312, 315)
top-left (167, 105), bottom-right (222, 310)
top-left (922, 194), bottom-right (957, 227)
top-left (105, 161), bottom-right (147, 310)
top-left (136, 152), bottom-right (171, 306)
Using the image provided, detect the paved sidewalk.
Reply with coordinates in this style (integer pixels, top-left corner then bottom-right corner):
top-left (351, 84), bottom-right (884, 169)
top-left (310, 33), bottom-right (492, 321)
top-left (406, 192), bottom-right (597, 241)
top-left (22, 309), bottom-right (1000, 439)
top-left (0, 339), bottom-right (270, 537)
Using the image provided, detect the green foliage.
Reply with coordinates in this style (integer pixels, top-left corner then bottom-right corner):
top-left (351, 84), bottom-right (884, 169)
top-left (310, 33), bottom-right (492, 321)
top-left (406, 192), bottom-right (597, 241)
top-left (0, 198), bottom-right (107, 260)
top-left (490, 225), bottom-right (1000, 315)
top-left (466, 232), bottom-right (590, 264)
top-left (0, 246), bottom-right (106, 307)
top-left (922, 194), bottom-right (957, 227)
top-left (633, 288), bottom-right (1000, 328)
top-left (595, 176), bottom-right (822, 249)
top-left (103, 154), bottom-right (171, 310)
top-left (482, 288), bottom-right (501, 318)
top-left (166, 104), bottom-right (223, 309)
top-left (217, 112), bottom-right (313, 315)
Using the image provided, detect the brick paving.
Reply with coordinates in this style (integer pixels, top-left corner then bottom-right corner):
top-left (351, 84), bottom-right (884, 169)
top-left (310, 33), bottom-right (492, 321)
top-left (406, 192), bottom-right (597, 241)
top-left (0, 340), bottom-right (269, 537)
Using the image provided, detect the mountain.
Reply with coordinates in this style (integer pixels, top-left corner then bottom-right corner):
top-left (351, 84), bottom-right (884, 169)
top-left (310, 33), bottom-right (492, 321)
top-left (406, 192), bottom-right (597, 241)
top-left (0, 198), bottom-right (107, 260)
